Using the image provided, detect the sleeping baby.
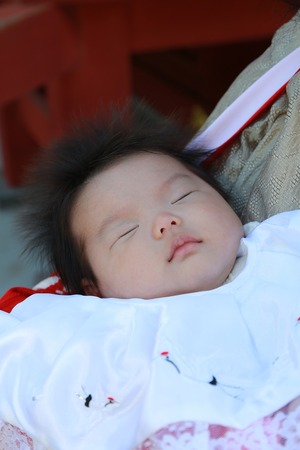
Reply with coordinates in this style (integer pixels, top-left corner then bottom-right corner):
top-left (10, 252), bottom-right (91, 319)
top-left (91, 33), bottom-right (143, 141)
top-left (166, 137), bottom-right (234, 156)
top-left (1, 109), bottom-right (300, 449)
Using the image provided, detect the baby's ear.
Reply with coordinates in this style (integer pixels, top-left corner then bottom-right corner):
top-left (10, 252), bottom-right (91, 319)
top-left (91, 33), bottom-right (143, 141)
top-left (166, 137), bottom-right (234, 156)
top-left (81, 278), bottom-right (101, 297)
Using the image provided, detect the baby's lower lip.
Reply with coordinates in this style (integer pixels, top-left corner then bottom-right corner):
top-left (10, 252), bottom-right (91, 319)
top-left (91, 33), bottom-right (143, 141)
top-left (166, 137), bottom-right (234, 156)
top-left (169, 240), bottom-right (200, 262)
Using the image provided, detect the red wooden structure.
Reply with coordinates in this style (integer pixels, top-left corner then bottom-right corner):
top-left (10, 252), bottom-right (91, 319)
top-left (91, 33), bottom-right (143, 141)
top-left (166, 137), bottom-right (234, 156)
top-left (0, 0), bottom-right (293, 185)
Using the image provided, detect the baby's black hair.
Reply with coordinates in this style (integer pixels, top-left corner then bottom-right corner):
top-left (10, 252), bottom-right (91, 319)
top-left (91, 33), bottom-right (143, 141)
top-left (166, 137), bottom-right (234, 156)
top-left (21, 104), bottom-right (219, 295)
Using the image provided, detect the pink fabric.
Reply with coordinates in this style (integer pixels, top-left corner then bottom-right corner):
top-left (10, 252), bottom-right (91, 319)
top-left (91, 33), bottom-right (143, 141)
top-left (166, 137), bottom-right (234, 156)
top-left (0, 420), bottom-right (33, 450)
top-left (136, 399), bottom-right (300, 450)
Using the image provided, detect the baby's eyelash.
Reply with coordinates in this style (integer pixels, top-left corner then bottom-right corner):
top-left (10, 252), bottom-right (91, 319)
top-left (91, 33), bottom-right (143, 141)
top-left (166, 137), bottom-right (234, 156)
top-left (172, 191), bottom-right (194, 204)
top-left (118, 225), bottom-right (139, 240)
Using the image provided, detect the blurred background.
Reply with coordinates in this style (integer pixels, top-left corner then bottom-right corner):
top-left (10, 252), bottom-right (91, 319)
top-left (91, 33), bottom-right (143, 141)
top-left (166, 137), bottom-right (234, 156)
top-left (0, 0), bottom-right (294, 296)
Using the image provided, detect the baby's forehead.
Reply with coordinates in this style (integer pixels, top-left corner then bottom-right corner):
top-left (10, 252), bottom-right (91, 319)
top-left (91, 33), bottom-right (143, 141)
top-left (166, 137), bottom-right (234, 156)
top-left (75, 153), bottom-right (197, 212)
top-left (93, 153), bottom-right (197, 192)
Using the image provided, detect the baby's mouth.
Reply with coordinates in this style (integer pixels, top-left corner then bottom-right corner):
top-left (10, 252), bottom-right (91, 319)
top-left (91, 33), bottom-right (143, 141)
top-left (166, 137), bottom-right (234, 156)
top-left (168, 235), bottom-right (201, 262)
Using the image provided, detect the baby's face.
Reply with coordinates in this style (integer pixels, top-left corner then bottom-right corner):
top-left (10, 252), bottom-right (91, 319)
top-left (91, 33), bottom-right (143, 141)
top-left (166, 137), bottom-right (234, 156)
top-left (71, 153), bottom-right (243, 299)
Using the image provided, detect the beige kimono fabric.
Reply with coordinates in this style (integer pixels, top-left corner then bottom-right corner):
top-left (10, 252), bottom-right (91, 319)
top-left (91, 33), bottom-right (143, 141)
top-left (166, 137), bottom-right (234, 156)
top-left (203, 10), bottom-right (300, 223)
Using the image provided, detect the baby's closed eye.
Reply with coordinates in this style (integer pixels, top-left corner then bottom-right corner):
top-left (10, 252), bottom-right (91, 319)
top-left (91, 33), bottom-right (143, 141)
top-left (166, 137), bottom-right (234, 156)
top-left (117, 225), bottom-right (139, 242)
top-left (171, 191), bottom-right (197, 204)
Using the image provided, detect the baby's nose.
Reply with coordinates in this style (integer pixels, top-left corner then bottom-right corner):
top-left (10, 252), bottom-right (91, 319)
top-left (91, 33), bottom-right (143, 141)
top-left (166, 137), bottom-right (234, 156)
top-left (152, 213), bottom-right (180, 239)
